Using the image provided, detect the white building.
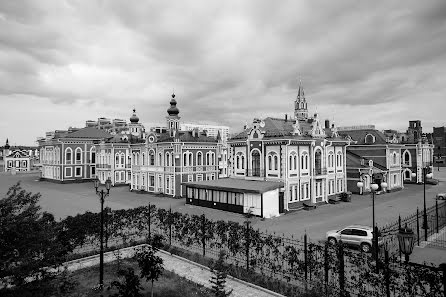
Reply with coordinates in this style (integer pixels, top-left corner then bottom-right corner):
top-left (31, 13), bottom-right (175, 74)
top-left (180, 123), bottom-right (230, 144)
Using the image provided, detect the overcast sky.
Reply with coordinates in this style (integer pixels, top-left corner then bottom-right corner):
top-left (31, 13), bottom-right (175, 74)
top-left (1, 0), bottom-right (446, 146)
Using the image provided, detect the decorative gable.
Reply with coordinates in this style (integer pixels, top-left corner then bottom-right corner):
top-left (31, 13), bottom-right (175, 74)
top-left (310, 116), bottom-right (325, 138)
top-left (248, 118), bottom-right (265, 140)
top-left (291, 120), bottom-right (301, 136)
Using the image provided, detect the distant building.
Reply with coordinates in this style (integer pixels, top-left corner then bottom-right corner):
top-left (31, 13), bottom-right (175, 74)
top-left (433, 126), bottom-right (446, 165)
top-left (85, 113), bottom-right (145, 136)
top-left (1, 139), bottom-right (39, 172)
top-left (180, 123), bottom-right (230, 143)
top-left (339, 128), bottom-right (404, 194)
top-left (38, 127), bottom-right (113, 182)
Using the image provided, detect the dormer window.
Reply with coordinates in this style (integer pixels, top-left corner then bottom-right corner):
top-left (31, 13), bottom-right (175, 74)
top-left (364, 134), bottom-right (375, 144)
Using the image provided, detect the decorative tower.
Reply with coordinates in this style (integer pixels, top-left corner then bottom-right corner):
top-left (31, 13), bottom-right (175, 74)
top-left (128, 108), bottom-right (145, 138)
top-left (3, 138), bottom-right (10, 157)
top-left (294, 81), bottom-right (308, 121)
top-left (166, 93), bottom-right (181, 137)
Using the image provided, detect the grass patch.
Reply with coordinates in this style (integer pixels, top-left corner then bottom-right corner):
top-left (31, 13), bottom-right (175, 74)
top-left (1, 258), bottom-right (212, 297)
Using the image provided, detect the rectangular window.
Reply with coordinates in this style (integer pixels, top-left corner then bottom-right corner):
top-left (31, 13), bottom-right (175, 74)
top-left (235, 193), bottom-right (244, 205)
top-left (75, 166), bottom-right (82, 177)
top-left (188, 174), bottom-right (193, 182)
top-left (206, 190), bottom-right (212, 201)
top-left (220, 191), bottom-right (227, 203)
top-left (199, 189), bottom-right (206, 200)
top-left (149, 175), bottom-right (155, 187)
top-left (91, 166), bottom-right (96, 176)
top-left (196, 174), bottom-right (203, 181)
top-left (7, 160), bottom-right (12, 167)
top-left (65, 167), bottom-right (72, 177)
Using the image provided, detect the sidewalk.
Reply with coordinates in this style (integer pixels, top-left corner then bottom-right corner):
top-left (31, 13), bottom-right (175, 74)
top-left (410, 226), bottom-right (446, 266)
top-left (62, 244), bottom-right (284, 297)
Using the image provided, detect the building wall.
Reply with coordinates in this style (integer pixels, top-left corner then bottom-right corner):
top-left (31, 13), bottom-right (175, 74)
top-left (263, 189), bottom-right (279, 218)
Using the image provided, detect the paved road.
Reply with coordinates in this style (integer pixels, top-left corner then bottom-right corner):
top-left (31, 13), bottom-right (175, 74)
top-left (1, 169), bottom-right (445, 243)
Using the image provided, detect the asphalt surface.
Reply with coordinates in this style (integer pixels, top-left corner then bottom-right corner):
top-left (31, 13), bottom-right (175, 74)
top-left (1, 169), bottom-right (445, 243)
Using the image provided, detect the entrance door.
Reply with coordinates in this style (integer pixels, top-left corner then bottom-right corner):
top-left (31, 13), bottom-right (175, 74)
top-left (279, 192), bottom-right (284, 213)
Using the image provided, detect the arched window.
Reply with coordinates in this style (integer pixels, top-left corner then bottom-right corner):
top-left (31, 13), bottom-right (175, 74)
top-left (183, 152), bottom-right (188, 166)
top-left (90, 147), bottom-right (96, 164)
top-left (405, 170), bottom-right (411, 179)
top-left (75, 148), bottom-right (82, 163)
top-left (65, 148), bottom-right (72, 164)
top-left (197, 152), bottom-right (203, 166)
top-left (251, 150), bottom-right (261, 176)
top-left (403, 151), bottom-right (410, 165)
top-left (158, 152), bottom-right (162, 166)
top-left (115, 153), bottom-right (120, 166)
top-left (165, 152), bottom-right (170, 166)
top-left (301, 152), bottom-right (309, 170)
top-left (189, 153), bottom-right (193, 166)
top-left (336, 152), bottom-right (343, 167)
top-left (315, 149), bottom-right (322, 174)
top-left (289, 152), bottom-right (298, 171)
top-left (241, 155), bottom-right (245, 169)
top-left (142, 153), bottom-right (145, 166)
top-left (274, 155), bottom-right (278, 170)
top-left (149, 150), bottom-right (155, 166)
top-left (328, 152), bottom-right (334, 168)
top-left (120, 153), bottom-right (125, 167)
top-left (365, 134), bottom-right (375, 144)
top-left (393, 152), bottom-right (397, 165)
top-left (268, 155), bottom-right (273, 170)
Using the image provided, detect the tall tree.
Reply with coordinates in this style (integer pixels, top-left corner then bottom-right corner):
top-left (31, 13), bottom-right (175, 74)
top-left (0, 182), bottom-right (72, 287)
top-left (135, 245), bottom-right (164, 297)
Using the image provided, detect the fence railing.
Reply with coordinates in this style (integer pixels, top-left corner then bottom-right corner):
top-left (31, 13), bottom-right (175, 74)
top-left (62, 204), bottom-right (446, 297)
top-left (381, 201), bottom-right (446, 256)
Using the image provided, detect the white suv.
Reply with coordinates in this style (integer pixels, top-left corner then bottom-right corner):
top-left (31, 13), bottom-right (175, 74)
top-left (326, 225), bottom-right (383, 253)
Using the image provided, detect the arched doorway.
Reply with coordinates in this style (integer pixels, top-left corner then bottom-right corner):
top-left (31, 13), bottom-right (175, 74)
top-left (251, 150), bottom-right (261, 176)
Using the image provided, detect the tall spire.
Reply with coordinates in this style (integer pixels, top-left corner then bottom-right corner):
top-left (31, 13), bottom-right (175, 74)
top-left (294, 79), bottom-right (308, 121)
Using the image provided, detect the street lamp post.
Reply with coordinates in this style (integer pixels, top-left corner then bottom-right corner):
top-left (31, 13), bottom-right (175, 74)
top-left (94, 177), bottom-right (112, 290)
top-left (357, 177), bottom-right (387, 268)
top-left (421, 167), bottom-right (433, 239)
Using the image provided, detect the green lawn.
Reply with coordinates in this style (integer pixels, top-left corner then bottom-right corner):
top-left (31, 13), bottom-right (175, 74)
top-left (2, 259), bottom-right (213, 297)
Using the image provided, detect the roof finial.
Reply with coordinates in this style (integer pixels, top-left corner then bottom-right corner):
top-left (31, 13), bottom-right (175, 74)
top-left (172, 88), bottom-right (175, 98)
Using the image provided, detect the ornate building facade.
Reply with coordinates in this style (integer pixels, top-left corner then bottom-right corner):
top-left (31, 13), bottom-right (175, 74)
top-left (128, 94), bottom-right (223, 197)
top-left (38, 127), bottom-right (112, 182)
top-left (228, 83), bottom-right (350, 212)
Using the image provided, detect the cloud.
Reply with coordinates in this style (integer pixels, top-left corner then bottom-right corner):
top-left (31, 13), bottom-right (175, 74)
top-left (0, 0), bottom-right (445, 145)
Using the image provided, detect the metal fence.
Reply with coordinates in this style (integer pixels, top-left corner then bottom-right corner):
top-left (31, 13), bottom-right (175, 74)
top-left (381, 201), bottom-right (446, 256)
top-left (63, 205), bottom-right (446, 297)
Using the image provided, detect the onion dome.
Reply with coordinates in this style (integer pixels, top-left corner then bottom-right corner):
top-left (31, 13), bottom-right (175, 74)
top-left (167, 93), bottom-right (179, 116)
top-left (130, 108), bottom-right (139, 123)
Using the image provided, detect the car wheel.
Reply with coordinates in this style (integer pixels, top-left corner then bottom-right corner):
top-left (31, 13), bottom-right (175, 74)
top-left (361, 243), bottom-right (371, 253)
top-left (328, 237), bottom-right (337, 245)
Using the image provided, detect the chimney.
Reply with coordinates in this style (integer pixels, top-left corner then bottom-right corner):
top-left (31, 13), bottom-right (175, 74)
top-left (325, 120), bottom-right (330, 129)
top-left (285, 114), bottom-right (288, 122)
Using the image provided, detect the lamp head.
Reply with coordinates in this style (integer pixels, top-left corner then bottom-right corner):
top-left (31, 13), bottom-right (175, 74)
top-left (371, 183), bottom-right (379, 191)
top-left (380, 182), bottom-right (388, 189)
top-left (397, 223), bottom-right (415, 256)
top-left (426, 173), bottom-right (433, 179)
top-left (411, 172), bottom-right (416, 178)
top-left (105, 177), bottom-right (112, 192)
top-left (357, 181), bottom-right (364, 188)
top-left (93, 177), bottom-right (99, 192)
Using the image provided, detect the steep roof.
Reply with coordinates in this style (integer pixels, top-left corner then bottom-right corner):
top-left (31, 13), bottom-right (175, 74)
top-left (230, 116), bottom-right (343, 141)
top-left (63, 127), bottom-right (113, 139)
top-left (338, 129), bottom-right (387, 145)
top-left (346, 151), bottom-right (388, 170)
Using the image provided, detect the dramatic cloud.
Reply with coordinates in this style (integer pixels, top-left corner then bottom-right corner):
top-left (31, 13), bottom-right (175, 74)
top-left (0, 0), bottom-right (445, 145)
